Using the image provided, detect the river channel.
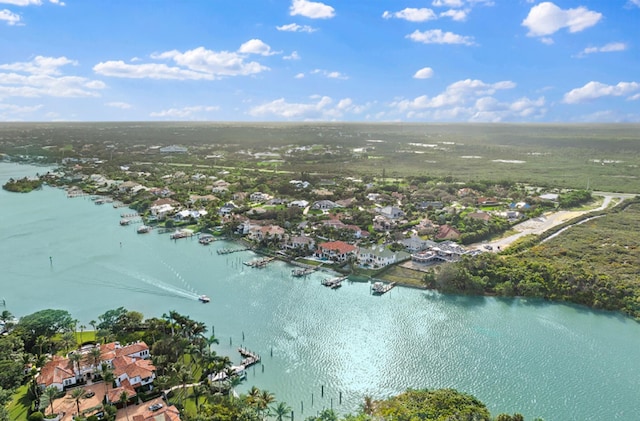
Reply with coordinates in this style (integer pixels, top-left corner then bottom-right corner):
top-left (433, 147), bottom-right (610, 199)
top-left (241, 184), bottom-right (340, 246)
top-left (1, 162), bottom-right (639, 421)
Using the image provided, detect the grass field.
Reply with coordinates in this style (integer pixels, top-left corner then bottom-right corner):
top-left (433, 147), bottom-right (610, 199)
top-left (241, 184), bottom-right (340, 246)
top-left (7, 384), bottom-right (30, 421)
top-left (1, 122), bottom-right (639, 192)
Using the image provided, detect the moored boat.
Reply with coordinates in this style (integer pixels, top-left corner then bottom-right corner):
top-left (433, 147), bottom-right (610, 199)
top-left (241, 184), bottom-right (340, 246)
top-left (199, 295), bottom-right (210, 303)
top-left (137, 225), bottom-right (152, 234)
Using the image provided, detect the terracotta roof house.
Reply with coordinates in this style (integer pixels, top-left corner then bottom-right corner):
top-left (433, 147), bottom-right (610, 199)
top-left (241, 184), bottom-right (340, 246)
top-left (248, 225), bottom-right (285, 241)
top-left (132, 404), bottom-right (182, 421)
top-left (37, 356), bottom-right (77, 391)
top-left (106, 382), bottom-right (137, 405)
top-left (101, 341), bottom-right (151, 367)
top-left (316, 241), bottom-right (358, 262)
top-left (435, 225), bottom-right (461, 240)
top-left (113, 355), bottom-right (156, 389)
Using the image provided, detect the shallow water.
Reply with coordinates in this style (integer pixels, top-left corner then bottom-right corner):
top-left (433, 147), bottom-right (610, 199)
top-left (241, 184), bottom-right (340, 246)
top-left (1, 163), bottom-right (639, 421)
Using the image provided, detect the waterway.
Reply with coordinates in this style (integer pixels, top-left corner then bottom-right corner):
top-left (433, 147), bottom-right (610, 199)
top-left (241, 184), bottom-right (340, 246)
top-left (1, 163), bottom-right (639, 421)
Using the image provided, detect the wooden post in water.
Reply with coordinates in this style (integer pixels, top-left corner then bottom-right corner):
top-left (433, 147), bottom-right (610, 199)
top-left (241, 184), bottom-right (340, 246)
top-left (229, 337), bottom-right (232, 346)
top-left (270, 346), bottom-right (273, 357)
top-left (321, 385), bottom-right (324, 398)
top-left (291, 411), bottom-right (294, 421)
top-left (339, 392), bottom-right (342, 405)
top-left (262, 364), bottom-right (264, 373)
top-left (312, 393), bottom-right (314, 406)
top-left (301, 401), bottom-right (303, 413)
top-left (330, 398), bottom-right (333, 411)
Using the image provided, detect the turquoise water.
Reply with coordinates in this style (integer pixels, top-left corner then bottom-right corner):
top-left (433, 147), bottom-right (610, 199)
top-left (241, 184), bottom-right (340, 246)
top-left (1, 163), bottom-right (639, 421)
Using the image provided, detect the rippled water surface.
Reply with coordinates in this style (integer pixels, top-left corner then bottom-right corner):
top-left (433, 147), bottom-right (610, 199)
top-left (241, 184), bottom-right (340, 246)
top-left (2, 163), bottom-right (639, 421)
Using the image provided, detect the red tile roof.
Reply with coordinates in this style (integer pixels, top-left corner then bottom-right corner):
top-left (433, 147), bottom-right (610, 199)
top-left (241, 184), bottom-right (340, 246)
top-left (318, 241), bottom-right (357, 254)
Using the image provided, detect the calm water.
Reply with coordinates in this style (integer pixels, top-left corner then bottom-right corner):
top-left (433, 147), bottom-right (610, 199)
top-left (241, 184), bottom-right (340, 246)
top-left (1, 163), bottom-right (639, 421)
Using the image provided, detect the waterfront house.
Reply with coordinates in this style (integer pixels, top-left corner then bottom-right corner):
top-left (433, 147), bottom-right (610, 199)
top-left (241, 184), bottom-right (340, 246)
top-left (399, 236), bottom-right (437, 253)
top-left (248, 225), bottom-right (285, 242)
top-left (284, 235), bottom-right (315, 251)
top-left (357, 245), bottom-right (407, 269)
top-left (316, 241), bottom-right (357, 262)
top-left (219, 202), bottom-right (238, 216)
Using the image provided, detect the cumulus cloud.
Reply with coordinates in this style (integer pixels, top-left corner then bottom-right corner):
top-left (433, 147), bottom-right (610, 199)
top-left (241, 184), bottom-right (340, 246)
top-left (0, 55), bottom-right (105, 98)
top-left (439, 9), bottom-right (468, 21)
top-left (432, 0), bottom-right (463, 6)
top-left (150, 105), bottom-right (220, 119)
top-left (0, 0), bottom-right (64, 5)
top-left (407, 29), bottom-right (475, 46)
top-left (310, 69), bottom-right (348, 79)
top-left (294, 73), bottom-right (305, 79)
top-left (238, 39), bottom-right (279, 56)
top-left (0, 9), bottom-right (20, 25)
top-left (413, 67), bottom-right (434, 79)
top-left (283, 51), bottom-right (300, 60)
top-left (388, 78), bottom-right (541, 122)
top-left (578, 42), bottom-right (627, 57)
top-left (105, 101), bottom-right (132, 109)
top-left (95, 45), bottom-right (270, 80)
top-left (563, 81), bottom-right (640, 104)
top-left (0, 103), bottom-right (42, 121)
top-left (382, 8), bottom-right (437, 22)
top-left (522, 2), bottom-right (602, 39)
top-left (276, 23), bottom-right (317, 33)
top-left (627, 0), bottom-right (640, 8)
top-left (249, 95), bottom-right (367, 119)
top-left (289, 0), bottom-right (335, 19)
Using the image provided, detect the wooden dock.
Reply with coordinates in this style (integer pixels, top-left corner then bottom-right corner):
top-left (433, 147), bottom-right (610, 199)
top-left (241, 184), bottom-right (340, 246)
top-left (243, 257), bottom-right (275, 268)
top-left (372, 281), bottom-right (396, 295)
top-left (170, 230), bottom-right (194, 240)
top-left (321, 275), bottom-right (348, 289)
top-left (238, 347), bottom-right (261, 367)
top-left (217, 247), bottom-right (250, 255)
top-left (292, 267), bottom-right (316, 277)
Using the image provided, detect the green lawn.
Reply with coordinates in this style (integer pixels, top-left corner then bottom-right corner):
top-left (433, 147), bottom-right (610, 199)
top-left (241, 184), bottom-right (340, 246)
top-left (8, 384), bottom-right (31, 421)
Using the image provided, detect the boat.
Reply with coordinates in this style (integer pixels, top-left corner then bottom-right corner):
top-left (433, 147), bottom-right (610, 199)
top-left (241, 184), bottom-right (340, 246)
top-left (199, 295), bottom-right (210, 303)
top-left (199, 233), bottom-right (215, 245)
top-left (120, 219), bottom-right (131, 226)
top-left (137, 225), bottom-right (152, 234)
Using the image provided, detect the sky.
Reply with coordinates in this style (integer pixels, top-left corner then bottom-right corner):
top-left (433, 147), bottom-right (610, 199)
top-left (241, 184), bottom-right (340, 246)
top-left (1, 0), bottom-right (639, 123)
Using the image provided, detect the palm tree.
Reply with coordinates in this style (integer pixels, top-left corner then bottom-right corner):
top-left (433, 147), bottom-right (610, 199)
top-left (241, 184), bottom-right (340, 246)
top-left (68, 352), bottom-right (83, 378)
top-left (79, 324), bottom-right (86, 344)
top-left (191, 384), bottom-right (208, 414)
top-left (60, 331), bottom-right (76, 353)
top-left (176, 366), bottom-right (192, 405)
top-left (89, 320), bottom-right (97, 333)
top-left (206, 334), bottom-right (219, 353)
top-left (40, 386), bottom-right (59, 416)
top-left (270, 402), bottom-right (292, 421)
top-left (35, 335), bottom-right (49, 358)
top-left (119, 390), bottom-right (131, 421)
top-left (102, 363), bottom-right (115, 397)
top-left (227, 375), bottom-right (243, 401)
top-left (68, 387), bottom-right (86, 415)
top-left (89, 347), bottom-right (102, 372)
top-left (362, 395), bottom-right (375, 415)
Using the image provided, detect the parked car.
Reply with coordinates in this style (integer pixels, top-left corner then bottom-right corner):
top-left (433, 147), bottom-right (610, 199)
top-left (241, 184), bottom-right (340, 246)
top-left (149, 403), bottom-right (163, 411)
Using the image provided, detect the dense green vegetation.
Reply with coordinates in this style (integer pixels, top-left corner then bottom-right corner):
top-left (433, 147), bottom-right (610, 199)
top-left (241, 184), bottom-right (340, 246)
top-left (2, 176), bottom-right (43, 192)
top-left (430, 199), bottom-right (640, 319)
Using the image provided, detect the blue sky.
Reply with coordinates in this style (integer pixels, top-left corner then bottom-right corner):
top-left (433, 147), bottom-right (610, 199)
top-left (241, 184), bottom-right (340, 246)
top-left (1, 0), bottom-right (639, 122)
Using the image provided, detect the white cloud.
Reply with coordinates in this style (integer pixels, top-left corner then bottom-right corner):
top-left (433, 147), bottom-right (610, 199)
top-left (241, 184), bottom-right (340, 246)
top-left (413, 67), bottom-right (434, 79)
top-left (382, 8), bottom-right (437, 22)
top-left (578, 42), bottom-right (627, 57)
top-left (439, 9), bottom-right (468, 21)
top-left (150, 105), bottom-right (220, 119)
top-left (0, 0), bottom-right (64, 5)
top-left (0, 103), bottom-right (42, 121)
top-left (294, 73), bottom-right (304, 79)
top-left (238, 39), bottom-right (279, 56)
top-left (95, 45), bottom-right (270, 80)
top-left (432, 0), bottom-right (463, 6)
top-left (105, 101), bottom-right (132, 109)
top-left (289, 0), bottom-right (335, 19)
top-left (311, 69), bottom-right (348, 79)
top-left (392, 79), bottom-right (516, 112)
top-left (276, 23), bottom-right (317, 33)
top-left (407, 29), bottom-right (475, 46)
top-left (249, 95), bottom-right (366, 119)
top-left (563, 81), bottom-right (640, 104)
top-left (0, 56), bottom-right (104, 98)
top-left (283, 51), bottom-right (300, 60)
top-left (0, 8), bottom-right (20, 25)
top-left (522, 2), bottom-right (602, 39)
top-left (627, 0), bottom-right (640, 8)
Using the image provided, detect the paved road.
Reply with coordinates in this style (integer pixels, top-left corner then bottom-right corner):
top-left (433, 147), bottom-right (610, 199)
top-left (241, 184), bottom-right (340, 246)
top-left (472, 192), bottom-right (634, 252)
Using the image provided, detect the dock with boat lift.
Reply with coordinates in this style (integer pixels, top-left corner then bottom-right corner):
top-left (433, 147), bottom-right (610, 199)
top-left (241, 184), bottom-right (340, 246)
top-left (321, 275), bottom-right (348, 289)
top-left (371, 281), bottom-right (396, 295)
top-left (238, 347), bottom-right (261, 368)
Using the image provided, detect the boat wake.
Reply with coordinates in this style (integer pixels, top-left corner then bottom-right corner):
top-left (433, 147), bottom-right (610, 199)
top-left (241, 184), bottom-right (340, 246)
top-left (99, 263), bottom-right (200, 300)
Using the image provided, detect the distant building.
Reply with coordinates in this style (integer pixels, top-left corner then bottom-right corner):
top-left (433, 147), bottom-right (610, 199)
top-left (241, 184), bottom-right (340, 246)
top-left (160, 145), bottom-right (188, 153)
